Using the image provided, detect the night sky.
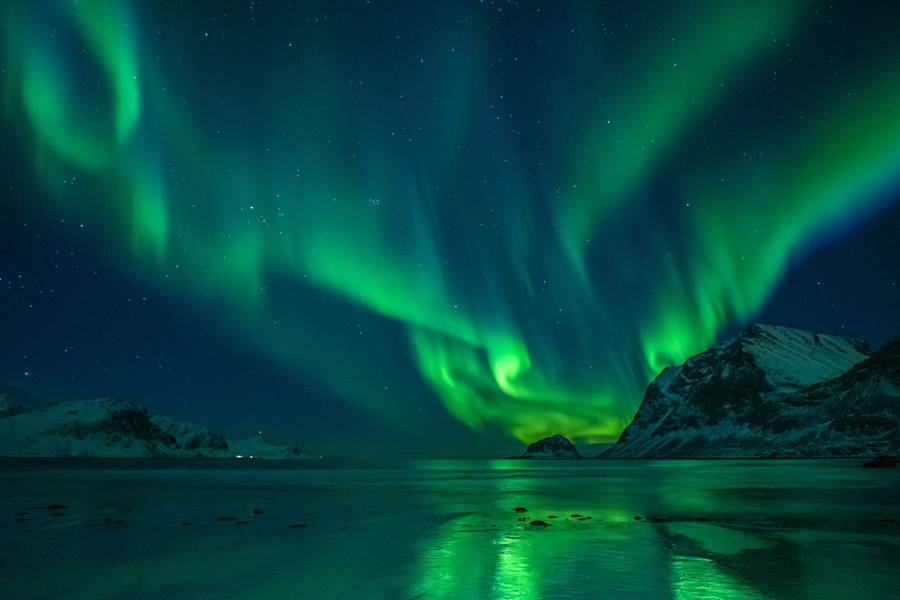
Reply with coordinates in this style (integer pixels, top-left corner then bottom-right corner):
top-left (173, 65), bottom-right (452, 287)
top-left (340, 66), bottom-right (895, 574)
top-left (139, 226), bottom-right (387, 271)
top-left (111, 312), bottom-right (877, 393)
top-left (1, 1), bottom-right (898, 458)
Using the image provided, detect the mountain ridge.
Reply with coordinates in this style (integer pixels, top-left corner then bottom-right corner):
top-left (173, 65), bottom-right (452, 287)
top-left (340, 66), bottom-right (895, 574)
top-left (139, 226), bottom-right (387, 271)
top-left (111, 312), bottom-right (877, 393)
top-left (603, 324), bottom-right (897, 458)
top-left (0, 395), bottom-right (320, 459)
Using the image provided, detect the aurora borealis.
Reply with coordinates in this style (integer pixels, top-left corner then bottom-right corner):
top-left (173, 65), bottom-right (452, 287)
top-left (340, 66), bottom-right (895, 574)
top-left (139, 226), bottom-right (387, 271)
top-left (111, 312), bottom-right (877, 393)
top-left (2, 1), bottom-right (899, 455)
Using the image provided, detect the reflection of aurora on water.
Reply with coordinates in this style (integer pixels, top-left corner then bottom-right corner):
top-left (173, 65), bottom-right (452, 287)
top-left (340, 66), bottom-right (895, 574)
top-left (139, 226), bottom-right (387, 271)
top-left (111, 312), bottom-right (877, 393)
top-left (413, 516), bottom-right (772, 600)
top-left (4, 460), bottom-right (895, 598)
top-left (3, 1), bottom-right (900, 443)
top-left (406, 461), bottom-right (891, 600)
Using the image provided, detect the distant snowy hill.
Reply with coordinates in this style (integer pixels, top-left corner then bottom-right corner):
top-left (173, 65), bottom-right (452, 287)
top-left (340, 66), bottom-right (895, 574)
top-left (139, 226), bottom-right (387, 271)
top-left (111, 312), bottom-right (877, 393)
top-left (228, 437), bottom-right (320, 460)
top-left (0, 397), bottom-right (320, 459)
top-left (603, 324), bottom-right (900, 458)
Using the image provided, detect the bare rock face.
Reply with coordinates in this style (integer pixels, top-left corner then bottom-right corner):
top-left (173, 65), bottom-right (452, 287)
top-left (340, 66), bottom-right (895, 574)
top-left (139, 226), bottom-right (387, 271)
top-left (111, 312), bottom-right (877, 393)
top-left (603, 324), bottom-right (900, 459)
top-left (517, 434), bottom-right (583, 459)
top-left (151, 415), bottom-right (229, 453)
top-left (0, 394), bottom-right (26, 419)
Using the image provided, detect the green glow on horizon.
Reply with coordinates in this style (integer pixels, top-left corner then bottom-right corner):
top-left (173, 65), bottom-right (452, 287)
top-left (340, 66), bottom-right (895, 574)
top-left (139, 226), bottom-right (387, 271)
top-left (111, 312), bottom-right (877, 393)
top-left (410, 326), bottom-right (632, 443)
top-left (3, 1), bottom-right (900, 444)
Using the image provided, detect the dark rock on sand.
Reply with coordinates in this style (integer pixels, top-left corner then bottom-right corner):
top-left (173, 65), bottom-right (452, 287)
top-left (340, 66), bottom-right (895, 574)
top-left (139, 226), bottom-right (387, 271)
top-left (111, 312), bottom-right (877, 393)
top-left (863, 455), bottom-right (898, 468)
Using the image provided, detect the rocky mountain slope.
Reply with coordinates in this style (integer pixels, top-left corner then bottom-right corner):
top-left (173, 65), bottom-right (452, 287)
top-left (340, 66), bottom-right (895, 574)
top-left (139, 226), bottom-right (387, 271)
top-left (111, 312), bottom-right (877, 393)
top-left (603, 324), bottom-right (899, 458)
top-left (0, 396), bottom-right (319, 459)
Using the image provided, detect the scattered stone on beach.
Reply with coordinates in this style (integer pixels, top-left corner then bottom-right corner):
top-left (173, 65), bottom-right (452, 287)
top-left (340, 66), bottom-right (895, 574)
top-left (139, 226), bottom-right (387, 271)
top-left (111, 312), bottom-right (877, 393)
top-left (85, 516), bottom-right (116, 528)
top-left (252, 509), bottom-right (264, 515)
top-left (634, 516), bottom-right (642, 520)
top-left (513, 507), bottom-right (528, 513)
top-left (877, 518), bottom-right (899, 523)
top-left (216, 516), bottom-right (237, 522)
top-left (181, 522), bottom-right (193, 526)
top-left (25, 504), bottom-right (69, 511)
top-left (863, 456), bottom-right (898, 468)
top-left (529, 520), bottom-right (552, 527)
top-left (570, 514), bottom-right (581, 518)
top-left (289, 523), bottom-right (307, 528)
top-left (235, 520), bottom-right (252, 525)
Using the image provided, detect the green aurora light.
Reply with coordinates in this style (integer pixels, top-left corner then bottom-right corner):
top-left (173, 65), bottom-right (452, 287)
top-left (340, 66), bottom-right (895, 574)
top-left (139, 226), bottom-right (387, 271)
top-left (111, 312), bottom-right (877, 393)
top-left (2, 1), bottom-right (899, 443)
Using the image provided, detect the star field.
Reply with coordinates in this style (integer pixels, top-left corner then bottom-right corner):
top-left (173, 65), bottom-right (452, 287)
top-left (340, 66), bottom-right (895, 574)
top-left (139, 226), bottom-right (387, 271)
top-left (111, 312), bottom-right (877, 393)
top-left (1, 1), bottom-right (899, 456)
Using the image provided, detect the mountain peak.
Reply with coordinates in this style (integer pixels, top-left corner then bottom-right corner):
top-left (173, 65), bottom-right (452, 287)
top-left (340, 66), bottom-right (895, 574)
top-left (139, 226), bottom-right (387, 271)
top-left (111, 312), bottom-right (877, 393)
top-left (604, 324), bottom-right (889, 458)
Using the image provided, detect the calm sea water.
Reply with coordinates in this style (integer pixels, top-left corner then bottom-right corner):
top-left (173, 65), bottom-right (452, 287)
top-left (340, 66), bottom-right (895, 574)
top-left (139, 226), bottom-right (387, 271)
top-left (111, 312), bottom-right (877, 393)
top-left (1, 458), bottom-right (898, 599)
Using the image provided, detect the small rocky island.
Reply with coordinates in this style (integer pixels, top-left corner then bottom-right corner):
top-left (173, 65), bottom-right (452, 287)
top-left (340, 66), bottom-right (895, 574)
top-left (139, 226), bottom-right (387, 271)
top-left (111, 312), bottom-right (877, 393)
top-left (510, 434), bottom-right (583, 459)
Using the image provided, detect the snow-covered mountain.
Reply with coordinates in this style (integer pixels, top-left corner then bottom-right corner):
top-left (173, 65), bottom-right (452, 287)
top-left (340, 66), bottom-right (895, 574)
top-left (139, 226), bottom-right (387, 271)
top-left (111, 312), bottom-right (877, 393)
top-left (512, 434), bottom-right (583, 459)
top-left (0, 397), bottom-right (320, 459)
top-left (602, 324), bottom-right (900, 458)
top-left (150, 414), bottom-right (229, 455)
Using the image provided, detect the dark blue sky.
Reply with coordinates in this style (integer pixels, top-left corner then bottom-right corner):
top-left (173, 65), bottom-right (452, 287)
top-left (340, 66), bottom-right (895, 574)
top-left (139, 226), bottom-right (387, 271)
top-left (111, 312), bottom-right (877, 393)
top-left (1, 1), bottom-right (898, 457)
